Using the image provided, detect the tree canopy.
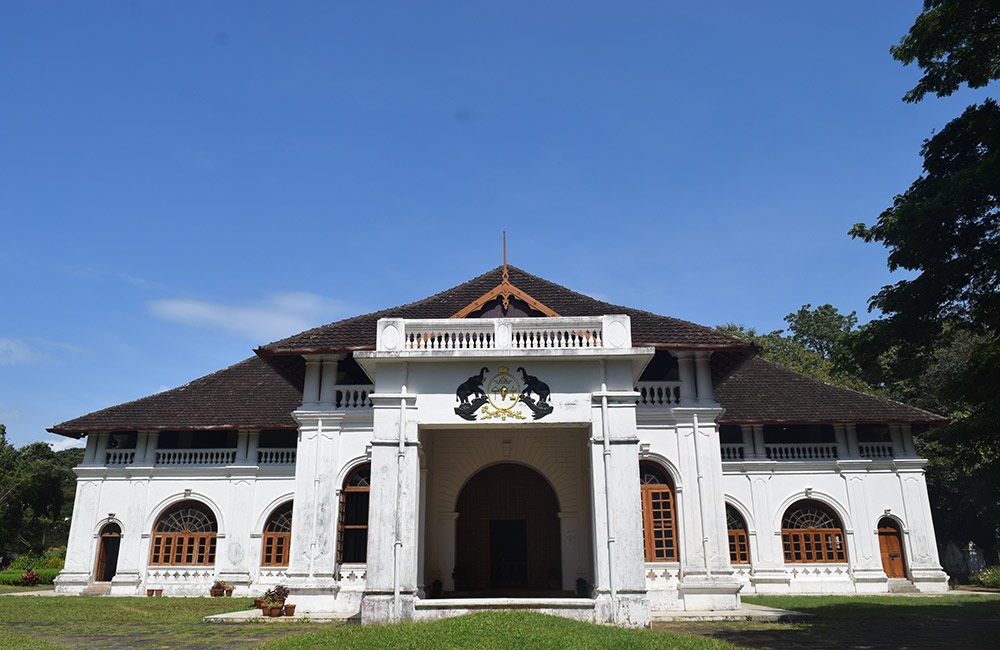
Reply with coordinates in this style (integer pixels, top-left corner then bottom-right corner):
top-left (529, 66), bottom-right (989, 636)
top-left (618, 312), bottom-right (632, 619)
top-left (847, 0), bottom-right (1000, 555)
top-left (892, 0), bottom-right (1000, 102)
top-left (0, 425), bottom-right (83, 558)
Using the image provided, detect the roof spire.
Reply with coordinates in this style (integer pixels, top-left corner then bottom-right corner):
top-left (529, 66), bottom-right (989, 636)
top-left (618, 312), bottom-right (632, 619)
top-left (502, 230), bottom-right (508, 283)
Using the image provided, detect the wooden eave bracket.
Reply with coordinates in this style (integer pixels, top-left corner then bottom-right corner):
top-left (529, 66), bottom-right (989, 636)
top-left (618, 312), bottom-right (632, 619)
top-left (450, 280), bottom-right (560, 318)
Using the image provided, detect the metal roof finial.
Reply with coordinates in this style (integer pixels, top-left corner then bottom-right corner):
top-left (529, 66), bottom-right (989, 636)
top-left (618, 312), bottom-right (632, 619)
top-left (502, 230), bottom-right (508, 282)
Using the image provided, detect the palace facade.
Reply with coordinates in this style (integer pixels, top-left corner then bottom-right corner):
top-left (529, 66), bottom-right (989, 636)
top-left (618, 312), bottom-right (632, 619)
top-left (50, 266), bottom-right (950, 626)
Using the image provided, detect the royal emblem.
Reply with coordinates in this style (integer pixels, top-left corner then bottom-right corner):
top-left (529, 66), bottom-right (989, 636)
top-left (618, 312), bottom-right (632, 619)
top-left (454, 366), bottom-right (553, 421)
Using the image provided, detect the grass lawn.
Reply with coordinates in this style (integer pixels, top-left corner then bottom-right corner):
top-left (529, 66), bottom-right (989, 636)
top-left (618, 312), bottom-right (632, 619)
top-left (2, 593), bottom-right (999, 649)
top-left (0, 597), bottom-right (735, 650)
top-left (656, 594), bottom-right (1000, 649)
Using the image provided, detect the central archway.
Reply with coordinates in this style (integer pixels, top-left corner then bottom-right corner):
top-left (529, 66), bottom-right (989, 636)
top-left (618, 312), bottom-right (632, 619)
top-left (454, 463), bottom-right (561, 594)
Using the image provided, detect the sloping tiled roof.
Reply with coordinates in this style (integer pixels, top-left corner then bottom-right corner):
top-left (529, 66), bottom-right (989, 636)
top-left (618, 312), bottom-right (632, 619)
top-left (715, 355), bottom-right (946, 424)
top-left (258, 265), bottom-right (750, 354)
top-left (48, 357), bottom-right (300, 437)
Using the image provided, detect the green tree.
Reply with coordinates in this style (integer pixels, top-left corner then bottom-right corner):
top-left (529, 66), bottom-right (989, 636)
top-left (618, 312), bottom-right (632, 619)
top-left (0, 427), bottom-right (83, 557)
top-left (846, 0), bottom-right (1000, 555)
top-left (718, 304), bottom-right (872, 393)
top-left (891, 0), bottom-right (1000, 103)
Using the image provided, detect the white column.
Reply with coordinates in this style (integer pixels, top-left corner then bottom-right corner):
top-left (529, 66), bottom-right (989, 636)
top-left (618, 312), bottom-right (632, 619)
top-left (319, 358), bottom-right (340, 407)
top-left (833, 424), bottom-right (849, 458)
top-left (93, 433), bottom-right (110, 466)
top-left (896, 465), bottom-right (949, 591)
top-left (362, 366), bottom-right (419, 624)
top-left (55, 478), bottom-right (102, 592)
top-left (751, 425), bottom-right (766, 460)
top-left (284, 411), bottom-right (343, 612)
top-left (676, 352), bottom-right (696, 405)
top-left (246, 430), bottom-right (261, 466)
top-left (694, 352), bottom-right (714, 404)
top-left (845, 424), bottom-right (860, 457)
top-left (303, 358), bottom-right (322, 408)
top-left (416, 460), bottom-right (428, 597)
top-left (673, 409), bottom-right (741, 610)
top-left (437, 512), bottom-right (459, 591)
top-left (901, 424), bottom-right (917, 457)
top-left (888, 424), bottom-right (904, 457)
top-left (82, 434), bottom-right (97, 464)
top-left (739, 425), bottom-right (754, 459)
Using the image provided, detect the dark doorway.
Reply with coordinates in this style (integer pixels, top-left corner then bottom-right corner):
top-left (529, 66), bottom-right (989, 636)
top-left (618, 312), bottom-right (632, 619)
top-left (490, 519), bottom-right (527, 588)
top-left (95, 523), bottom-right (121, 582)
top-left (455, 463), bottom-right (561, 594)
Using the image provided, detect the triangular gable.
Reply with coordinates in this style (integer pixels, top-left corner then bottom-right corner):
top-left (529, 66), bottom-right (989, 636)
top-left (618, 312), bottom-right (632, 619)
top-left (450, 263), bottom-right (560, 318)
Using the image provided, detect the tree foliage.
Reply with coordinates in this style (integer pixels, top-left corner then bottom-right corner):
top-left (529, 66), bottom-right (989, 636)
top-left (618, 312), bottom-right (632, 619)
top-left (847, 1), bottom-right (1000, 554)
top-left (718, 304), bottom-right (872, 393)
top-left (892, 0), bottom-right (1000, 102)
top-left (0, 425), bottom-right (83, 558)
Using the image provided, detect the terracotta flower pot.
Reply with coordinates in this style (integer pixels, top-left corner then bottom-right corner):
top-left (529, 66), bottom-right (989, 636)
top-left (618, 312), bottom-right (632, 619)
top-left (254, 599), bottom-right (265, 610)
top-left (268, 605), bottom-right (282, 617)
top-left (210, 588), bottom-right (224, 597)
top-left (147, 589), bottom-right (155, 597)
top-left (283, 604), bottom-right (296, 616)
top-left (155, 589), bottom-right (163, 596)
top-left (225, 587), bottom-right (234, 597)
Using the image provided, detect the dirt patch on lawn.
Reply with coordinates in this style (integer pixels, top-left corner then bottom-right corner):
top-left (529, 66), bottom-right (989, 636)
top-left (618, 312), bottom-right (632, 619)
top-left (7, 622), bottom-right (314, 649)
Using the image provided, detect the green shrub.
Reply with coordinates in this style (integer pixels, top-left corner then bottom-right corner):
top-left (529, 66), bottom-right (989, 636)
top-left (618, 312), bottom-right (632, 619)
top-left (37, 547), bottom-right (66, 570)
top-left (0, 569), bottom-right (59, 585)
top-left (8, 553), bottom-right (38, 571)
top-left (972, 566), bottom-right (1000, 588)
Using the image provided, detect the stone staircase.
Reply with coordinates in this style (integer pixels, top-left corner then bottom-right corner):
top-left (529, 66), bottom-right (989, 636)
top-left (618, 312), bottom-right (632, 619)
top-left (80, 582), bottom-right (111, 596)
top-left (887, 578), bottom-right (920, 594)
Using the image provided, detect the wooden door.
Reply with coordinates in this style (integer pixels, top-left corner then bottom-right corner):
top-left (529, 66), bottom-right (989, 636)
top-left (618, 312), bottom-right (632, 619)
top-left (95, 524), bottom-right (121, 582)
top-left (878, 518), bottom-right (906, 578)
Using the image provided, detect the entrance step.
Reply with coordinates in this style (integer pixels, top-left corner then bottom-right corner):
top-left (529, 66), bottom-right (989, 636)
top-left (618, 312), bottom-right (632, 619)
top-left (81, 582), bottom-right (111, 596)
top-left (888, 578), bottom-right (920, 594)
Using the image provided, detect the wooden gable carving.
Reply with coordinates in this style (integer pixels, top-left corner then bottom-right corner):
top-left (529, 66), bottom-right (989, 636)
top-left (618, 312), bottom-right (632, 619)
top-left (451, 264), bottom-right (560, 319)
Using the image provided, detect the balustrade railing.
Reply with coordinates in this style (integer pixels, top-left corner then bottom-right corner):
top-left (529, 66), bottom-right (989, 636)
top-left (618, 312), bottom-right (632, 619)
top-left (635, 381), bottom-right (682, 406)
top-left (858, 442), bottom-right (894, 458)
top-left (377, 316), bottom-right (632, 352)
top-left (765, 443), bottom-right (838, 460)
top-left (720, 444), bottom-right (745, 460)
top-left (106, 450), bottom-right (135, 465)
top-left (335, 386), bottom-right (373, 409)
top-left (155, 449), bottom-right (237, 466)
top-left (258, 448), bottom-right (296, 465)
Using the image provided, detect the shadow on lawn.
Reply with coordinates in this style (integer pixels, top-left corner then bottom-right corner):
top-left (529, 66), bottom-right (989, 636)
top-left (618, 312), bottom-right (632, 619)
top-left (702, 597), bottom-right (1000, 650)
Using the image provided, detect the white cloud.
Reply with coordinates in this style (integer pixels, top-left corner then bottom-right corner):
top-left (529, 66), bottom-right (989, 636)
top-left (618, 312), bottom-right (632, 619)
top-left (148, 292), bottom-right (350, 342)
top-left (0, 338), bottom-right (35, 365)
top-left (0, 337), bottom-right (85, 365)
top-left (47, 436), bottom-right (86, 452)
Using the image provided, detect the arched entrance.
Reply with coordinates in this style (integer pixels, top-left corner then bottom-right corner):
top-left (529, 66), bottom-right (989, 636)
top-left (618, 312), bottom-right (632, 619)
top-left (94, 523), bottom-right (121, 582)
top-left (454, 463), bottom-right (561, 594)
top-left (878, 517), bottom-right (907, 578)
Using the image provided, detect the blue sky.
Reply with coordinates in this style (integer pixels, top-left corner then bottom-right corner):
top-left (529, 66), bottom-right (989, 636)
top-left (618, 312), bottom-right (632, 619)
top-left (1, 2), bottom-right (994, 449)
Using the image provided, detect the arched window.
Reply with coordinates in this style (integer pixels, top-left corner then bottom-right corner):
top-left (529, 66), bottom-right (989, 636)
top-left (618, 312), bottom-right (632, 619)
top-left (781, 500), bottom-right (846, 563)
top-left (149, 501), bottom-right (217, 566)
top-left (338, 464), bottom-right (370, 564)
top-left (726, 505), bottom-right (749, 565)
top-left (261, 502), bottom-right (293, 567)
top-left (639, 461), bottom-right (678, 562)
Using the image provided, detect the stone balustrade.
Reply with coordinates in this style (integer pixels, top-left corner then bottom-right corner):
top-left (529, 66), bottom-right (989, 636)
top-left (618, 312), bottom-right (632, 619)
top-left (859, 442), bottom-right (894, 458)
top-left (258, 448), bottom-right (297, 465)
top-left (155, 449), bottom-right (237, 466)
top-left (106, 450), bottom-right (135, 465)
top-left (376, 316), bottom-right (634, 352)
top-left (765, 443), bottom-right (838, 460)
top-left (635, 381), bottom-right (682, 406)
top-left (720, 444), bottom-right (745, 460)
top-left (335, 385), bottom-right (373, 409)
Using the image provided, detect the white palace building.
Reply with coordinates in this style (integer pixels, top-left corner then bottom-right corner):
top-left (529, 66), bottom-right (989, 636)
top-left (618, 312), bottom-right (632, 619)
top-left (50, 265), bottom-right (950, 626)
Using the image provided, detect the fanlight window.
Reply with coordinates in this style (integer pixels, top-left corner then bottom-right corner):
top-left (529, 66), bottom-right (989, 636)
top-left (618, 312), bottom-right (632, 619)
top-left (781, 501), bottom-right (846, 563)
top-left (338, 464), bottom-right (371, 564)
top-left (149, 501), bottom-right (218, 566)
top-left (726, 505), bottom-right (749, 565)
top-left (261, 502), bottom-right (293, 567)
top-left (639, 461), bottom-right (678, 562)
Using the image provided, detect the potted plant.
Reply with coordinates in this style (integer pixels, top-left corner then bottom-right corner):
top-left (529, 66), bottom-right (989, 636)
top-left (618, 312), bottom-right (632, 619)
top-left (210, 580), bottom-right (228, 597)
top-left (225, 584), bottom-right (235, 597)
top-left (283, 603), bottom-right (296, 616)
top-left (263, 585), bottom-right (289, 616)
